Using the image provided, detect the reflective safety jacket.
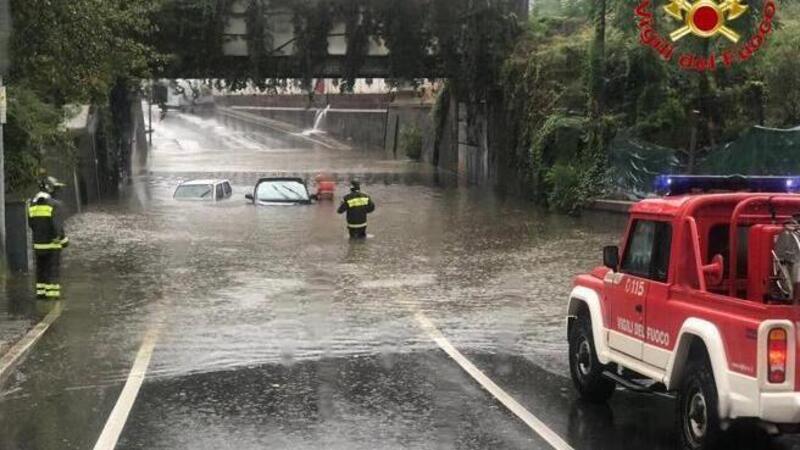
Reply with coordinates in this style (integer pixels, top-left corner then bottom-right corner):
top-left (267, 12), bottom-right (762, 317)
top-left (337, 192), bottom-right (375, 228)
top-left (28, 192), bottom-right (69, 251)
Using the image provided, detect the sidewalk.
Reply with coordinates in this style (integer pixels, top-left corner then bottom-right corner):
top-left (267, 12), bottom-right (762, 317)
top-left (0, 276), bottom-right (42, 377)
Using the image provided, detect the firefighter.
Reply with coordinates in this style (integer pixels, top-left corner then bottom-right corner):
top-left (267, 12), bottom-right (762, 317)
top-left (28, 176), bottom-right (69, 300)
top-left (314, 173), bottom-right (336, 201)
top-left (337, 180), bottom-right (375, 239)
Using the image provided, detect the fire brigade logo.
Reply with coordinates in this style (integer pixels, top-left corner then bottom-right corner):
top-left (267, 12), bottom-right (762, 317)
top-left (635, 0), bottom-right (777, 71)
top-left (664, 0), bottom-right (747, 43)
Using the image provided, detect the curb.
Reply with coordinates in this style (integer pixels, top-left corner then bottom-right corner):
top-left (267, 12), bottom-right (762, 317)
top-left (588, 199), bottom-right (634, 214)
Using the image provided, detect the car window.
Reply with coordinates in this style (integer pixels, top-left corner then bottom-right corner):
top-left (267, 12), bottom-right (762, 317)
top-left (621, 220), bottom-right (672, 282)
top-left (223, 182), bottom-right (232, 197)
top-left (256, 180), bottom-right (310, 202)
top-left (216, 183), bottom-right (224, 200)
top-left (174, 184), bottom-right (214, 200)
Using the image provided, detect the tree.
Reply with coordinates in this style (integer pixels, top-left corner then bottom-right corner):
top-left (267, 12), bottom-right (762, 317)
top-left (5, 0), bottom-right (159, 193)
top-left (587, 0), bottom-right (606, 116)
top-left (4, 87), bottom-right (73, 194)
top-left (10, 0), bottom-right (158, 105)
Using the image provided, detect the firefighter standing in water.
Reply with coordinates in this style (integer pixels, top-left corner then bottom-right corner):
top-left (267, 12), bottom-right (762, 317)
top-left (337, 180), bottom-right (375, 239)
top-left (28, 177), bottom-right (69, 300)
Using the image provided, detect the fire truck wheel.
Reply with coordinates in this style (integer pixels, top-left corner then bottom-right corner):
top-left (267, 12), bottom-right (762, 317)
top-left (678, 356), bottom-right (721, 450)
top-left (569, 312), bottom-right (615, 403)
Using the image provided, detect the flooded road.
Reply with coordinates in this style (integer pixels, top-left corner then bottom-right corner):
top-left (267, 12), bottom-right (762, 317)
top-left (1, 110), bottom-right (797, 449)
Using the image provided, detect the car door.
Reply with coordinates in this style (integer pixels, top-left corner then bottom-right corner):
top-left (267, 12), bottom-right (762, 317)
top-left (607, 219), bottom-right (659, 360)
top-left (641, 222), bottom-right (673, 369)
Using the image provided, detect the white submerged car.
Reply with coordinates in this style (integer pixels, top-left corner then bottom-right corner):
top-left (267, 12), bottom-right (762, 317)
top-left (245, 178), bottom-right (313, 206)
top-left (174, 179), bottom-right (233, 202)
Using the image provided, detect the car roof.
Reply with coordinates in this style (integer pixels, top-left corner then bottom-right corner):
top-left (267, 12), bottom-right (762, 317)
top-left (179, 179), bottom-right (230, 186)
top-left (630, 195), bottom-right (694, 216)
top-left (630, 192), bottom-right (800, 217)
top-left (256, 177), bottom-right (306, 184)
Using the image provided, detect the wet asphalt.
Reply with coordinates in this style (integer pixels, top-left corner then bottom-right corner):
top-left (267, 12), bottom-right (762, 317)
top-left (1, 109), bottom-right (800, 450)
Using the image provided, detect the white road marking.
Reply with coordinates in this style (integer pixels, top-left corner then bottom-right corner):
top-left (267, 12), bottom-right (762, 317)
top-left (0, 302), bottom-right (63, 386)
top-left (414, 311), bottom-right (574, 450)
top-left (93, 326), bottom-right (160, 450)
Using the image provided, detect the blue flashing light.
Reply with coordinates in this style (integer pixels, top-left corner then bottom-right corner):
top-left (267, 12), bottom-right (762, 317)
top-left (654, 175), bottom-right (800, 196)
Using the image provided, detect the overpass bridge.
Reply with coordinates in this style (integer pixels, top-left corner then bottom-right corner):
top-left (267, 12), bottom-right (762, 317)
top-left (155, 0), bottom-right (528, 79)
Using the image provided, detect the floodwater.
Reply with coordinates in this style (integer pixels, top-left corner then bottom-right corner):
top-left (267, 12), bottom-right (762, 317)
top-left (2, 109), bottom-right (792, 449)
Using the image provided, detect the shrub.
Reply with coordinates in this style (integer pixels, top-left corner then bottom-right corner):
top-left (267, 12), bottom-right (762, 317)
top-left (545, 163), bottom-right (584, 215)
top-left (400, 125), bottom-right (423, 161)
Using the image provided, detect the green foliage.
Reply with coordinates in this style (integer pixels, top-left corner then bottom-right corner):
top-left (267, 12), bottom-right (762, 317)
top-left (153, 0), bottom-right (232, 82)
top-left (545, 163), bottom-right (582, 215)
top-left (4, 87), bottom-right (74, 194)
top-left (400, 126), bottom-right (423, 161)
top-left (499, 1), bottom-right (800, 212)
top-left (761, 10), bottom-right (800, 126)
top-left (291, 1), bottom-right (335, 92)
top-left (10, 0), bottom-right (158, 105)
top-left (7, 0), bottom-right (160, 196)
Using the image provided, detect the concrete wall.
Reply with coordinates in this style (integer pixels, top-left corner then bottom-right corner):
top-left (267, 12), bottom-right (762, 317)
top-left (5, 202), bottom-right (30, 273)
top-left (218, 94), bottom-right (393, 153)
top-left (383, 103), bottom-right (435, 162)
top-left (218, 92), bottom-right (512, 187)
top-left (218, 94), bottom-right (392, 109)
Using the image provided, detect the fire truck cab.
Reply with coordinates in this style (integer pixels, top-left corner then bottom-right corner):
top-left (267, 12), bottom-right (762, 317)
top-left (567, 176), bottom-right (800, 449)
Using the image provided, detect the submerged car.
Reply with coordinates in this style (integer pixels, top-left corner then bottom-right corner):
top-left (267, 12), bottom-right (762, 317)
top-left (245, 177), bottom-right (312, 206)
top-left (174, 179), bottom-right (233, 201)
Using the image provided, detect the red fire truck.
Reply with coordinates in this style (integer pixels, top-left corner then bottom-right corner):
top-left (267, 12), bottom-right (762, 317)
top-left (567, 176), bottom-right (800, 449)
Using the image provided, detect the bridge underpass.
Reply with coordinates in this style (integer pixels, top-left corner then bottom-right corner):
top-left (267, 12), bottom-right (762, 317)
top-left (154, 0), bottom-right (529, 79)
top-left (159, 54), bottom-right (442, 79)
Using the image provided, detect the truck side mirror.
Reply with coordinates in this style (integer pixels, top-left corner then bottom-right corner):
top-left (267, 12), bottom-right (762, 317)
top-left (603, 246), bottom-right (619, 270)
top-left (245, 193), bottom-right (254, 201)
top-left (703, 254), bottom-right (724, 286)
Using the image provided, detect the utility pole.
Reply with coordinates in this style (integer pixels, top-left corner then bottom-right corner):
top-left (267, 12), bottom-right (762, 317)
top-left (148, 80), bottom-right (153, 147)
top-left (0, 0), bottom-right (9, 273)
top-left (0, 76), bottom-right (6, 274)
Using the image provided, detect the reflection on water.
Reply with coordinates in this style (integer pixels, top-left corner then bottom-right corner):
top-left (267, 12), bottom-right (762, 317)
top-left (0, 109), bottom-right (631, 450)
top-left (44, 173), bottom-right (623, 386)
top-left (5, 111), bottom-right (629, 390)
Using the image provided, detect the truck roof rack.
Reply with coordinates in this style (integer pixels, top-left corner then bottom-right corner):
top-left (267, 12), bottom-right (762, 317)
top-left (654, 175), bottom-right (800, 196)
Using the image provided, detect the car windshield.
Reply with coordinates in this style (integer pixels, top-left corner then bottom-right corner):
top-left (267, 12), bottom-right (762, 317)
top-left (256, 180), bottom-right (309, 202)
top-left (174, 184), bottom-right (213, 200)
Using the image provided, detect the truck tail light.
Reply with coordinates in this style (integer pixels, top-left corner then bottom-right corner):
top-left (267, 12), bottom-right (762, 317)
top-left (768, 328), bottom-right (788, 384)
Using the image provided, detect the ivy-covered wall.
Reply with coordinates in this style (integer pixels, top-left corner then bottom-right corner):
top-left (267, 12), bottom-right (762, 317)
top-left (494, 0), bottom-right (800, 214)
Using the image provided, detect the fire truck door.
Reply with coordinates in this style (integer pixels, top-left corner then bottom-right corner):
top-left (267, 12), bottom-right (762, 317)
top-left (607, 220), bottom-right (672, 360)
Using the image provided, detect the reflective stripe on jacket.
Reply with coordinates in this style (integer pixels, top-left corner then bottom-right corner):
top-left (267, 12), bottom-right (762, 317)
top-left (337, 192), bottom-right (375, 228)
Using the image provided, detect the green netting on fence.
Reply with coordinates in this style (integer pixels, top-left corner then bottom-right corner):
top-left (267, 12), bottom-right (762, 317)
top-left (698, 126), bottom-right (800, 175)
top-left (609, 126), bottom-right (800, 197)
top-left (608, 133), bottom-right (681, 198)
